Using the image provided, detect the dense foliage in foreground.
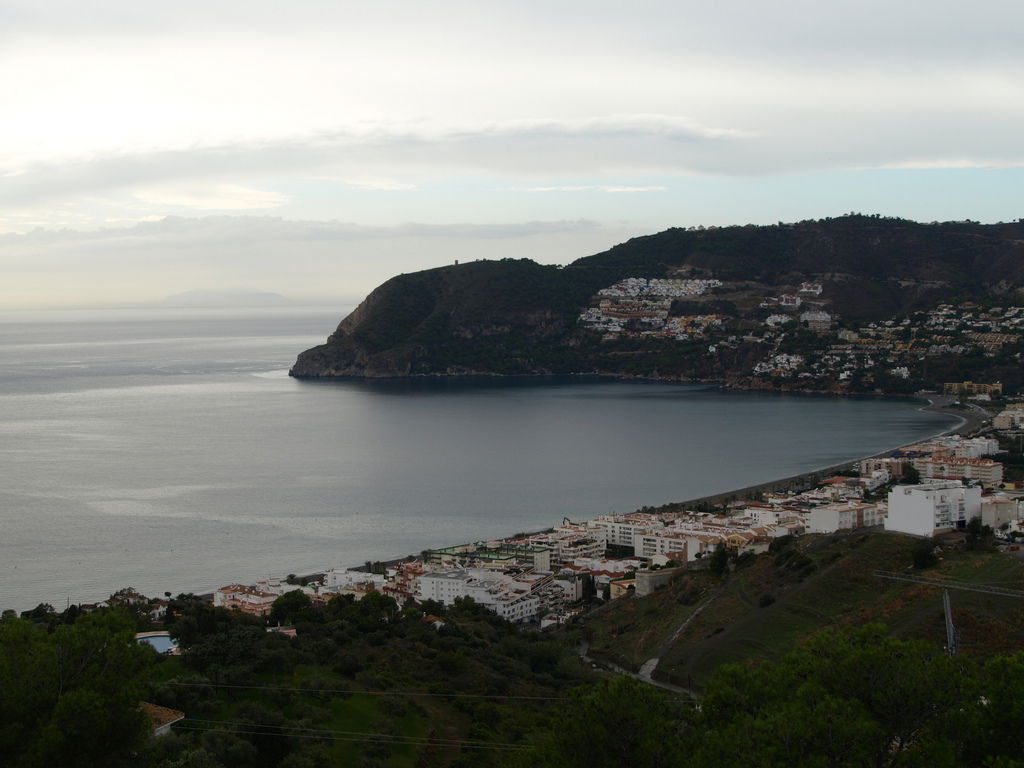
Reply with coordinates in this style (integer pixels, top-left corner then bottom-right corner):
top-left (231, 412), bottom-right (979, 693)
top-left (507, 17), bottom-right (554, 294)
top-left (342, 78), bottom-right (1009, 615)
top-left (522, 624), bottom-right (1024, 768)
top-left (6, 596), bottom-right (1024, 766)
top-left (0, 611), bottom-right (152, 767)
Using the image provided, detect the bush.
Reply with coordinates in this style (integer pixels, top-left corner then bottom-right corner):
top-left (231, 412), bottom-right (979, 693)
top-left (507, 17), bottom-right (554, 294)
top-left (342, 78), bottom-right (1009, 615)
top-left (911, 539), bottom-right (938, 569)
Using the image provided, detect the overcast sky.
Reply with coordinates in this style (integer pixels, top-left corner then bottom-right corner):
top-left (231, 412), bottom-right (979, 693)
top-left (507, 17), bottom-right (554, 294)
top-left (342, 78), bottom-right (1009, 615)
top-left (3, 0), bottom-right (1022, 308)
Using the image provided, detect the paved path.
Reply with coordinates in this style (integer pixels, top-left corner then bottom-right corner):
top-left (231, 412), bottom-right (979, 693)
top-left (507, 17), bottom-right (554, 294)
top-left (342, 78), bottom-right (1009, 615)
top-left (579, 587), bottom-right (727, 699)
top-left (633, 586), bottom-right (724, 695)
top-left (578, 639), bottom-right (693, 696)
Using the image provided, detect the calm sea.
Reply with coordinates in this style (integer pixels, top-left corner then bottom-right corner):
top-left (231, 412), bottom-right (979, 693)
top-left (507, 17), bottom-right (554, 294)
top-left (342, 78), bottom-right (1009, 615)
top-left (0, 307), bottom-right (954, 612)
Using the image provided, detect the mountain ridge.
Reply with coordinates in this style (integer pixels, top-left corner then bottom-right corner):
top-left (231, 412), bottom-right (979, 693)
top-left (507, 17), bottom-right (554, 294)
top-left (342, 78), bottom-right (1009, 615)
top-left (290, 216), bottom-right (1024, 390)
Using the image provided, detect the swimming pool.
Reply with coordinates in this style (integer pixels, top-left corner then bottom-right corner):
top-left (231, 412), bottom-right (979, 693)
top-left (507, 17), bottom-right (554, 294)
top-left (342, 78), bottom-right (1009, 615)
top-left (135, 631), bottom-right (179, 654)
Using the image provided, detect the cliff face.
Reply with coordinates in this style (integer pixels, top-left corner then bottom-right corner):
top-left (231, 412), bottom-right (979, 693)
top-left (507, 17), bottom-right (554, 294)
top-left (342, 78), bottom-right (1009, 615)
top-left (291, 258), bottom-right (585, 377)
top-left (290, 216), bottom-right (1024, 382)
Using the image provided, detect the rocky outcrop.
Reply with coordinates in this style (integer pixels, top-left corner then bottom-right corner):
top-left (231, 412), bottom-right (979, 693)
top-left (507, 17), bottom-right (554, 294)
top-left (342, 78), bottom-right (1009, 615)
top-left (289, 339), bottom-right (425, 378)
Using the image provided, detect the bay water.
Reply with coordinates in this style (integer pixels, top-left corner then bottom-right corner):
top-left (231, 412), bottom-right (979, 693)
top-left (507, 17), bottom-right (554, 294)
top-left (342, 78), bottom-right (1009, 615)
top-left (0, 307), bottom-right (954, 612)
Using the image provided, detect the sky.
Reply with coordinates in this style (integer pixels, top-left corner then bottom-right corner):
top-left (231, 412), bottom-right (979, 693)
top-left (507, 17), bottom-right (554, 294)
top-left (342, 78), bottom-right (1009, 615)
top-left (2, 1), bottom-right (1023, 309)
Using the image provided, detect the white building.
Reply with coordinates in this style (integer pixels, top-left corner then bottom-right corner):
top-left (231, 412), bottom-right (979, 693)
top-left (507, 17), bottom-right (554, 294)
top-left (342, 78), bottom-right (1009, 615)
top-left (416, 569), bottom-right (541, 624)
top-left (632, 530), bottom-right (690, 560)
top-left (524, 526), bottom-right (608, 564)
top-left (743, 505), bottom-right (801, 526)
top-left (950, 437), bottom-right (1001, 459)
top-left (669, 532), bottom-right (728, 561)
top-left (994, 409), bottom-right (1024, 430)
top-left (981, 494), bottom-right (1021, 529)
top-left (325, 569), bottom-right (387, 590)
top-left (799, 310), bottom-right (832, 332)
top-left (803, 501), bottom-right (883, 534)
top-left (911, 456), bottom-right (1004, 487)
top-left (590, 514), bottom-right (663, 550)
top-left (885, 481), bottom-right (982, 537)
top-left (213, 584), bottom-right (278, 616)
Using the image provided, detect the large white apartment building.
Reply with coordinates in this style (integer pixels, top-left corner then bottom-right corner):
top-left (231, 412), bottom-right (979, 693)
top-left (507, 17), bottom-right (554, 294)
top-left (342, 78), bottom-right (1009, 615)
top-left (911, 457), bottom-right (1004, 487)
top-left (590, 514), bottom-right (663, 549)
top-left (524, 526), bottom-right (608, 564)
top-left (885, 481), bottom-right (982, 537)
top-left (632, 530), bottom-right (691, 560)
top-left (950, 437), bottom-right (1001, 459)
top-left (416, 569), bottom-right (541, 624)
top-left (554, 535), bottom-right (606, 562)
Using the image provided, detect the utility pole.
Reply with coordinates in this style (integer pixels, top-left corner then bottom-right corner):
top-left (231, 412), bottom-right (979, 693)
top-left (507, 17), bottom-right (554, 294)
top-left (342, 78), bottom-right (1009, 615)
top-left (943, 590), bottom-right (958, 657)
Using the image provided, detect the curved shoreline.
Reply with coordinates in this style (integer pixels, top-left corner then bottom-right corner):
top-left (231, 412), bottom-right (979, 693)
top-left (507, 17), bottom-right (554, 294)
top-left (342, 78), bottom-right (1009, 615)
top-left (309, 398), bottom-right (986, 583)
top-left (667, 396), bottom-right (983, 509)
top-left (179, 397), bottom-right (992, 603)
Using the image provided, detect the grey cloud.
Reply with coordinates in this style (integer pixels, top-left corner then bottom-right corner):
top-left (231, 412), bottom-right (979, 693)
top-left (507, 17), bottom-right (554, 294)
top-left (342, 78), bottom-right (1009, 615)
top-left (0, 117), bottom-right (744, 207)
top-left (0, 118), bottom-right (745, 208)
top-left (4, 101), bottom-right (1023, 214)
top-left (2, 215), bottom-right (601, 247)
top-left (128, 216), bottom-right (602, 244)
top-left (6, 0), bottom-right (1022, 65)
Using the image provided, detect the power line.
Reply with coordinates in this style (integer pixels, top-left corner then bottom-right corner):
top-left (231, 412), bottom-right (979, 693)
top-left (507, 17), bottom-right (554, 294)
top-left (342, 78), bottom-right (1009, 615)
top-left (171, 721), bottom-right (528, 751)
top-left (173, 725), bottom-right (525, 751)
top-left (874, 571), bottom-right (1024, 599)
top-left (184, 717), bottom-right (526, 748)
top-left (162, 680), bottom-right (568, 701)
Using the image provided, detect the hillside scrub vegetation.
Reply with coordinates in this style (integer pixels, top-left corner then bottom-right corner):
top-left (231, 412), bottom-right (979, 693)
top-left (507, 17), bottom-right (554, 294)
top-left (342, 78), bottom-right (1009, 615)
top-left (519, 624), bottom-right (1024, 768)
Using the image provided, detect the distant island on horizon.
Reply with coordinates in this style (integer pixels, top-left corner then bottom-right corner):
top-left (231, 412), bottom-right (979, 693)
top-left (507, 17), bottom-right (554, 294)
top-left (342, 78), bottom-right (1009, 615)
top-left (291, 214), bottom-right (1024, 396)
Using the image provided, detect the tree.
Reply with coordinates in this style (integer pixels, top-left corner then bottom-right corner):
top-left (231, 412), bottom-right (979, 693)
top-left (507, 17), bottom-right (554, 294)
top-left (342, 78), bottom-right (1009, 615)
top-left (964, 653), bottom-right (1024, 765)
top-left (902, 462), bottom-right (921, 484)
top-left (168, 599), bottom-right (259, 647)
top-left (912, 538), bottom-right (938, 569)
top-left (965, 517), bottom-right (994, 551)
top-left (685, 623), bottom-right (980, 767)
top-left (20, 603), bottom-right (57, 629)
top-left (709, 543), bottom-right (730, 578)
top-left (580, 573), bottom-right (596, 603)
top-left (0, 611), bottom-right (152, 767)
top-left (517, 676), bottom-right (681, 768)
top-left (270, 589), bottom-right (312, 624)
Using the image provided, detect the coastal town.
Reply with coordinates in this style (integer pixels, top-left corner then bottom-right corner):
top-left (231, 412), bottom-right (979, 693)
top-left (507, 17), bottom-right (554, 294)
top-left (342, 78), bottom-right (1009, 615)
top-left (578, 275), bottom-right (1024, 393)
top-left (59, 401), bottom-right (1024, 637)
